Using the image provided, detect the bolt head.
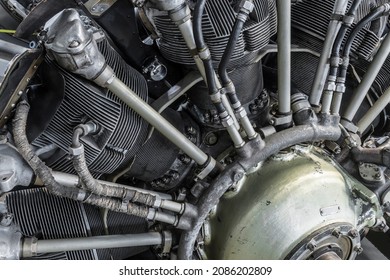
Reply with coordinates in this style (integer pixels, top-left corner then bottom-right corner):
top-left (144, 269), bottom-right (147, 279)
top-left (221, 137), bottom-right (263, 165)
top-left (332, 228), bottom-right (341, 238)
top-left (69, 40), bottom-right (80, 48)
top-left (306, 242), bottom-right (316, 251)
top-left (349, 229), bottom-right (359, 238)
top-left (233, 172), bottom-right (244, 182)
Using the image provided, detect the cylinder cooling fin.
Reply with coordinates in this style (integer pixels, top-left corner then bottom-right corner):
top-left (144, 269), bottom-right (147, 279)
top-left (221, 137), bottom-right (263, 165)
top-left (149, 0), bottom-right (277, 65)
top-left (28, 34), bottom-right (149, 178)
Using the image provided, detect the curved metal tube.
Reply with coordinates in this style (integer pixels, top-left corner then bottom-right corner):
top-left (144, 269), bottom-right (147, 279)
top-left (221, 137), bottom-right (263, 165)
top-left (178, 119), bottom-right (341, 259)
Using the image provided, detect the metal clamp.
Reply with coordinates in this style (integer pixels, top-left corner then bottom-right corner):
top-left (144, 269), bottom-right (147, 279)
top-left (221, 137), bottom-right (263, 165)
top-left (197, 156), bottom-right (217, 180)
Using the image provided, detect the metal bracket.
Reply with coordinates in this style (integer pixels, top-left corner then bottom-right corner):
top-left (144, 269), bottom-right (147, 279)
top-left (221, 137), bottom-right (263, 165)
top-left (84, 0), bottom-right (118, 17)
top-left (269, 112), bottom-right (293, 127)
top-left (0, 52), bottom-right (43, 127)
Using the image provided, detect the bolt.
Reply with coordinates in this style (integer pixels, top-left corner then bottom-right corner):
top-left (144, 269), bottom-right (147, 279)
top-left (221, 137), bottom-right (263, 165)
top-left (18, 91), bottom-right (23, 96)
top-left (233, 172), bottom-right (244, 182)
top-left (0, 213), bottom-right (13, 227)
top-left (179, 154), bottom-right (191, 165)
top-left (154, 179), bottom-right (163, 187)
top-left (204, 113), bottom-right (211, 123)
top-left (161, 176), bottom-right (171, 185)
top-left (169, 170), bottom-right (180, 181)
top-left (269, 118), bottom-right (275, 125)
top-left (205, 132), bottom-right (218, 146)
top-left (354, 245), bottom-right (363, 254)
top-left (306, 242), bottom-right (317, 251)
top-left (69, 40), bottom-right (80, 48)
top-left (349, 229), bottom-right (359, 238)
top-left (249, 104), bottom-right (258, 114)
top-left (185, 126), bottom-right (196, 135)
top-left (374, 173), bottom-right (382, 179)
top-left (332, 228), bottom-right (341, 238)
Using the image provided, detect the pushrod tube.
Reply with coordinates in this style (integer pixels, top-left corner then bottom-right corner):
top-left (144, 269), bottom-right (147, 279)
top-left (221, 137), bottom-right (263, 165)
top-left (277, 0), bottom-right (291, 115)
top-left (342, 32), bottom-right (390, 124)
top-left (22, 233), bottom-right (163, 257)
top-left (107, 76), bottom-right (210, 166)
top-left (357, 86), bottom-right (390, 133)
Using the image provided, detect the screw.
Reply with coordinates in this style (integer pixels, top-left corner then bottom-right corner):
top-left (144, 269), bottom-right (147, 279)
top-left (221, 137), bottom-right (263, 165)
top-left (69, 40), bottom-right (80, 48)
top-left (354, 245), bottom-right (363, 254)
top-left (269, 118), bottom-right (275, 125)
top-left (162, 176), bottom-right (171, 185)
top-left (205, 132), bottom-right (218, 146)
top-left (204, 113), bottom-right (211, 123)
top-left (233, 172), bottom-right (244, 182)
top-left (179, 154), bottom-right (191, 165)
top-left (306, 242), bottom-right (317, 251)
top-left (154, 179), bottom-right (163, 187)
top-left (18, 91), bottom-right (23, 96)
top-left (185, 126), bottom-right (196, 136)
top-left (332, 228), bottom-right (341, 238)
top-left (169, 170), bottom-right (180, 181)
top-left (349, 229), bottom-right (359, 238)
top-left (249, 104), bottom-right (258, 114)
top-left (374, 173), bottom-right (382, 179)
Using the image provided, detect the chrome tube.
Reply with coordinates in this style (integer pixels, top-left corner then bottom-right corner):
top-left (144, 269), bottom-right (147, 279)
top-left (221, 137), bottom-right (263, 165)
top-left (309, 0), bottom-right (349, 106)
top-left (276, 0), bottom-right (291, 115)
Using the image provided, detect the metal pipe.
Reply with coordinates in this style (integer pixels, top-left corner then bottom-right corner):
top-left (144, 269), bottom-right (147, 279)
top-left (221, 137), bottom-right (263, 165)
top-left (309, 0), bottom-right (349, 106)
top-left (105, 74), bottom-right (213, 168)
top-left (22, 232), bottom-right (163, 257)
top-left (342, 32), bottom-right (390, 123)
top-left (276, 0), bottom-right (291, 115)
top-left (357, 86), bottom-right (390, 133)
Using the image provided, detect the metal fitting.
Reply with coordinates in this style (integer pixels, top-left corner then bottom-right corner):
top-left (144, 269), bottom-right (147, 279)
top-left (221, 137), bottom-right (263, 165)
top-left (235, 107), bottom-right (247, 119)
top-left (221, 116), bottom-right (234, 128)
top-left (169, 4), bottom-right (191, 24)
top-left (343, 15), bottom-right (354, 26)
top-left (224, 82), bottom-right (236, 94)
top-left (69, 145), bottom-right (85, 156)
top-left (240, 0), bottom-right (255, 14)
top-left (335, 83), bottom-right (346, 93)
top-left (324, 82), bottom-right (336, 92)
top-left (198, 47), bottom-right (211, 60)
top-left (209, 91), bottom-right (222, 103)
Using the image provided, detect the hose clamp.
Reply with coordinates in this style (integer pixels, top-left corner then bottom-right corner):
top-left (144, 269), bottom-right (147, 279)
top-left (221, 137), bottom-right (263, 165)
top-left (197, 156), bottom-right (217, 180)
top-left (342, 15), bottom-right (354, 26)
